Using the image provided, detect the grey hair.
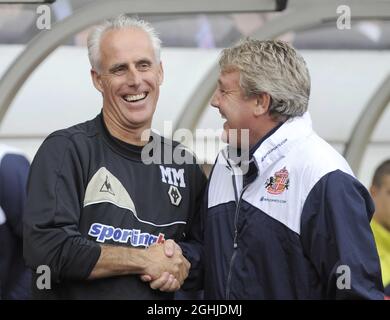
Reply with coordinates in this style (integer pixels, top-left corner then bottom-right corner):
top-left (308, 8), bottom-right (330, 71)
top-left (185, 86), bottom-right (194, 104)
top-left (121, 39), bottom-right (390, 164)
top-left (87, 14), bottom-right (162, 72)
top-left (219, 39), bottom-right (311, 120)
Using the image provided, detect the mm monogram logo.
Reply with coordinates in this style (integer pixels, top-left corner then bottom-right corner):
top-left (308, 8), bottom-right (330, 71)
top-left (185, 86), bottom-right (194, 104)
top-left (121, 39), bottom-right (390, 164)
top-left (159, 166), bottom-right (186, 188)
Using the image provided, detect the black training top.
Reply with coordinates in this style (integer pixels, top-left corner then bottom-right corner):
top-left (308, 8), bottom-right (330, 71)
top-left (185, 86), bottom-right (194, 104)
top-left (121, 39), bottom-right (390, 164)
top-left (23, 112), bottom-right (206, 299)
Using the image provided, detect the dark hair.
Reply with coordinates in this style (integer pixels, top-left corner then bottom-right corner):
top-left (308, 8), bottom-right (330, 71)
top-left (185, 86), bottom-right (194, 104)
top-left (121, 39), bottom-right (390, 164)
top-left (372, 159), bottom-right (390, 187)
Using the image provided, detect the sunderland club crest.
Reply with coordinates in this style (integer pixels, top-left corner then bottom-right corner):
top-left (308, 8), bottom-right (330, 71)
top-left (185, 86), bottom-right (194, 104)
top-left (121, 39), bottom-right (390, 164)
top-left (265, 167), bottom-right (289, 195)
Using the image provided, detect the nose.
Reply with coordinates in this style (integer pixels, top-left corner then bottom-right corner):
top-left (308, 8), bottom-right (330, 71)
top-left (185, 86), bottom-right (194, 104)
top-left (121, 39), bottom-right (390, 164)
top-left (126, 67), bottom-right (141, 87)
top-left (210, 89), bottom-right (220, 109)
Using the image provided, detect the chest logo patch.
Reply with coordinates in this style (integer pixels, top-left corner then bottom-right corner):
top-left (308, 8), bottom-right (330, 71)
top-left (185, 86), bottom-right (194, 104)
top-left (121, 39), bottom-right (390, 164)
top-left (159, 165), bottom-right (186, 188)
top-left (265, 167), bottom-right (289, 195)
top-left (100, 175), bottom-right (115, 196)
top-left (168, 185), bottom-right (182, 206)
top-left (84, 167), bottom-right (136, 213)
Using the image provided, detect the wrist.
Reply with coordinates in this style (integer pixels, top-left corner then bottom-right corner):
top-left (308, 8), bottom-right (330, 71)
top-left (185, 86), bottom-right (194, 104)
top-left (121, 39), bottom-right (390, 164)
top-left (125, 246), bottom-right (148, 274)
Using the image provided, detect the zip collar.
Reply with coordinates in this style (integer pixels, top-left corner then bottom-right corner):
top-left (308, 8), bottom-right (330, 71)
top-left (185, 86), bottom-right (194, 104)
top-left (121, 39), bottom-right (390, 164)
top-left (218, 113), bottom-right (313, 178)
top-left (252, 112), bottom-right (314, 174)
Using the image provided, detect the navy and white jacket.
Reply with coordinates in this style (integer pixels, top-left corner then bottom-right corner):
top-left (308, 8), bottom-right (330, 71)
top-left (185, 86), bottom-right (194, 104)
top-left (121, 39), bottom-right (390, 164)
top-left (203, 113), bottom-right (384, 299)
top-left (0, 145), bottom-right (31, 299)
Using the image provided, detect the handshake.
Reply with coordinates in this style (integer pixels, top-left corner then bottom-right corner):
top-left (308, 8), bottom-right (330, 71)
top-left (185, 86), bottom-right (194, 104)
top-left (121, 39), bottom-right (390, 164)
top-left (140, 239), bottom-right (190, 292)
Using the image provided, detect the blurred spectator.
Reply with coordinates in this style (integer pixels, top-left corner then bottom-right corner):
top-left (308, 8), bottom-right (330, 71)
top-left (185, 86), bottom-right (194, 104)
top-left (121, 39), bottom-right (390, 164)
top-left (0, 144), bottom-right (31, 299)
top-left (195, 15), bottom-right (215, 48)
top-left (370, 159), bottom-right (390, 298)
top-left (52, 0), bottom-right (72, 21)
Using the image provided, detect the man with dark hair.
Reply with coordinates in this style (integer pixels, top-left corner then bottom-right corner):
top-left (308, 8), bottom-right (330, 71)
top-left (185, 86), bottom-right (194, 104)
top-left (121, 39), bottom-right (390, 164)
top-left (370, 160), bottom-right (390, 297)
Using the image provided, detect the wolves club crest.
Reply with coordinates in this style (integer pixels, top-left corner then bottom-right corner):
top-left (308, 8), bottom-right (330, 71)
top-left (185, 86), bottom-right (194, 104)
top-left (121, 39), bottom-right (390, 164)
top-left (265, 167), bottom-right (289, 195)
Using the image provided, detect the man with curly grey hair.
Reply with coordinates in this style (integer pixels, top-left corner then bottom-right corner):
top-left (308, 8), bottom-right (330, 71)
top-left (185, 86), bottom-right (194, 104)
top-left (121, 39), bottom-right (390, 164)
top-left (201, 39), bottom-right (384, 299)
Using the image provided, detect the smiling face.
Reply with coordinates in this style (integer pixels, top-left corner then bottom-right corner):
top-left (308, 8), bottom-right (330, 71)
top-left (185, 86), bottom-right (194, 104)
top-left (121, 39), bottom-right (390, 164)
top-left (210, 69), bottom-right (258, 147)
top-left (91, 27), bottom-right (163, 143)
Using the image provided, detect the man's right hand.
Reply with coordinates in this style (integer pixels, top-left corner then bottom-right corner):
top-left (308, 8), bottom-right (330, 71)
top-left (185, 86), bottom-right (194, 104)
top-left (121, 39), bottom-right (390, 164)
top-left (142, 241), bottom-right (190, 286)
top-left (140, 240), bottom-right (190, 292)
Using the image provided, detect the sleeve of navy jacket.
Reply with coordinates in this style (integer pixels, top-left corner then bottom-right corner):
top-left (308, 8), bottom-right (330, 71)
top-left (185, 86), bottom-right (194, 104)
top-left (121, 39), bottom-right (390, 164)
top-left (0, 151), bottom-right (31, 299)
top-left (300, 170), bottom-right (384, 299)
top-left (0, 153), bottom-right (30, 237)
top-left (23, 135), bottom-right (101, 282)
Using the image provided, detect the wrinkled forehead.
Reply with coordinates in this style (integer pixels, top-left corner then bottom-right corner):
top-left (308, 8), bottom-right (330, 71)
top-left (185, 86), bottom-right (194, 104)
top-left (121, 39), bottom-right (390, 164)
top-left (219, 67), bottom-right (241, 85)
top-left (99, 27), bottom-right (156, 65)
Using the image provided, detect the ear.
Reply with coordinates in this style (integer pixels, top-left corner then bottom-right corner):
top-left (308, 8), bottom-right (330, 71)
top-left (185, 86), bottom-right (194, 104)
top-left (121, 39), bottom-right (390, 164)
top-left (158, 62), bottom-right (164, 85)
top-left (91, 69), bottom-right (103, 93)
top-left (370, 185), bottom-right (378, 197)
top-left (253, 93), bottom-right (271, 117)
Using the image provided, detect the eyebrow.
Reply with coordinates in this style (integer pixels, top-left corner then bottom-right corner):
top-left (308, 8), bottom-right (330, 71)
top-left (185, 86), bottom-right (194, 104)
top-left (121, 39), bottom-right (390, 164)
top-left (109, 63), bottom-right (128, 73)
top-left (136, 59), bottom-right (152, 65)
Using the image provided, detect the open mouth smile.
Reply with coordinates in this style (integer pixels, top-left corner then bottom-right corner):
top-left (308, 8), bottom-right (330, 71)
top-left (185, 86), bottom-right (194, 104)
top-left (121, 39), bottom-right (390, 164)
top-left (122, 92), bottom-right (148, 103)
